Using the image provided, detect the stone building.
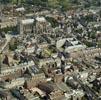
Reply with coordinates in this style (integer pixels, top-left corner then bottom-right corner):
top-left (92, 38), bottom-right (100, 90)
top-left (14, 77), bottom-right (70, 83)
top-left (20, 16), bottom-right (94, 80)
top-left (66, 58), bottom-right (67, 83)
top-left (18, 19), bottom-right (34, 35)
top-left (35, 17), bottom-right (51, 34)
top-left (18, 17), bottom-right (51, 35)
top-left (24, 73), bottom-right (46, 89)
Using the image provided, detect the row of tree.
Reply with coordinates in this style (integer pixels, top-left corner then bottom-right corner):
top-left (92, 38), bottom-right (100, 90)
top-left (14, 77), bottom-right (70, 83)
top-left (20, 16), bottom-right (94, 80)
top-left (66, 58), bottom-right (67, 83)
top-left (0, 0), bottom-right (100, 5)
top-left (0, 0), bottom-right (47, 4)
top-left (0, 0), bottom-right (101, 9)
top-left (0, 0), bottom-right (26, 4)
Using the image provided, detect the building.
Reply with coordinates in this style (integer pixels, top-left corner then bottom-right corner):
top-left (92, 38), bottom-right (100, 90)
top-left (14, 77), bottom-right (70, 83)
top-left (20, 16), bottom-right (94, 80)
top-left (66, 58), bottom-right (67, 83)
top-left (19, 19), bottom-right (34, 35)
top-left (56, 38), bottom-right (86, 53)
top-left (35, 17), bottom-right (51, 34)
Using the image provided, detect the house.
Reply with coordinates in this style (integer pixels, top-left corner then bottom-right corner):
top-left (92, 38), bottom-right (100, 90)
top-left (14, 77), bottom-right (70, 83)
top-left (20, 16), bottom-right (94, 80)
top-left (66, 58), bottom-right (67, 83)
top-left (4, 78), bottom-right (25, 89)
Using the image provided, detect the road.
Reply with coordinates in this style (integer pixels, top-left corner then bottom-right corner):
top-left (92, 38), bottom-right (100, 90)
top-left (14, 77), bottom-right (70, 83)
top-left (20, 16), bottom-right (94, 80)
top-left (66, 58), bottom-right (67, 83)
top-left (0, 34), bottom-right (12, 53)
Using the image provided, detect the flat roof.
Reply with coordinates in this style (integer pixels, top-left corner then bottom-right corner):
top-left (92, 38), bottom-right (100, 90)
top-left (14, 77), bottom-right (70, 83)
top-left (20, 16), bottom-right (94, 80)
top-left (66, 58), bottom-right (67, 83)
top-left (36, 17), bottom-right (46, 22)
top-left (21, 19), bottom-right (34, 25)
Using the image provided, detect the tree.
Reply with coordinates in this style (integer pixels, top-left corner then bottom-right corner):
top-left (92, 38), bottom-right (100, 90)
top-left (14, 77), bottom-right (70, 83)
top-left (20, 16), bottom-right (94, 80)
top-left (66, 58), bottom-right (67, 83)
top-left (58, 0), bottom-right (74, 10)
top-left (9, 38), bottom-right (18, 51)
top-left (3, 55), bottom-right (10, 66)
top-left (48, 0), bottom-right (59, 7)
top-left (69, 0), bottom-right (79, 4)
top-left (11, 0), bottom-right (26, 4)
top-left (0, 0), bottom-right (10, 4)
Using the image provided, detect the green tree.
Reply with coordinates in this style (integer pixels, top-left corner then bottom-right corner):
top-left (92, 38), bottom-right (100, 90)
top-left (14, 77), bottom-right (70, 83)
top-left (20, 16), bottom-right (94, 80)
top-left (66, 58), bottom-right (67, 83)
top-left (11, 0), bottom-right (26, 4)
top-left (48, 0), bottom-right (59, 7)
top-left (9, 38), bottom-right (18, 51)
